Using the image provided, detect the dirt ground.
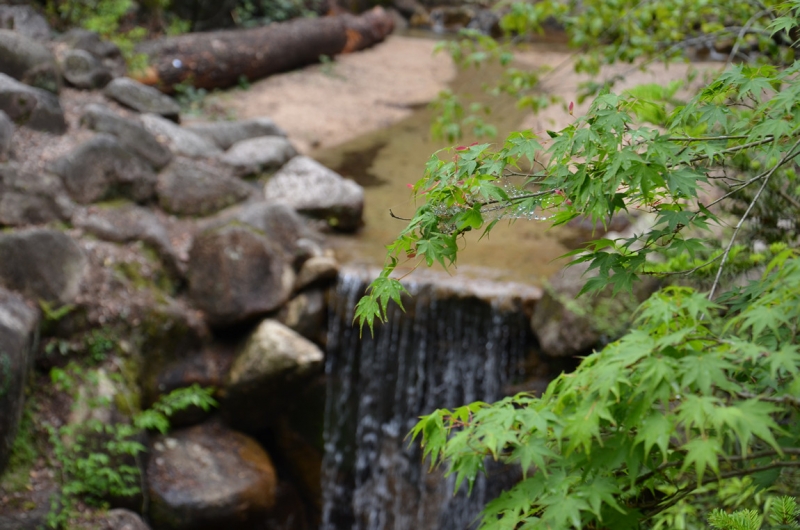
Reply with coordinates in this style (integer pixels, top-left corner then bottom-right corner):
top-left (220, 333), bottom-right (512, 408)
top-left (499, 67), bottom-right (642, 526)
top-left (220, 34), bottom-right (458, 154)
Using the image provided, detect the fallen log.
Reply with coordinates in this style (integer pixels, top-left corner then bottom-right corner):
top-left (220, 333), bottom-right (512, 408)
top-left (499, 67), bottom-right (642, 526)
top-left (134, 6), bottom-right (395, 93)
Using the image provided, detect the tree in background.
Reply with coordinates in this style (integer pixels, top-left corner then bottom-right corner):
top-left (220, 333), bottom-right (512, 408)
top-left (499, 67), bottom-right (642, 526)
top-left (357, 1), bottom-right (800, 528)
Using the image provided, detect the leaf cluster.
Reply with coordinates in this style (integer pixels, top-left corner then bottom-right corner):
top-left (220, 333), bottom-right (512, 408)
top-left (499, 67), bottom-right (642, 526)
top-left (411, 255), bottom-right (800, 530)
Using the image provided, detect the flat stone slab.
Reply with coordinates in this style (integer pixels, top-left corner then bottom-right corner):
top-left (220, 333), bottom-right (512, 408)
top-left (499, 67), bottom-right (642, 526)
top-left (104, 77), bottom-right (180, 120)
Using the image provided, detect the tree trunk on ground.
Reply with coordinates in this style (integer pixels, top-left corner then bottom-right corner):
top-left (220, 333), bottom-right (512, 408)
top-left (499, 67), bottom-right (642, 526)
top-left (134, 7), bottom-right (395, 92)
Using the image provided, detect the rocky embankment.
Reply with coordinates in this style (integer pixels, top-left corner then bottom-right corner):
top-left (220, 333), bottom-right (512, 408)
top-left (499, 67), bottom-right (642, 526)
top-left (0, 6), bottom-right (360, 529)
top-left (0, 5), bottom-right (655, 530)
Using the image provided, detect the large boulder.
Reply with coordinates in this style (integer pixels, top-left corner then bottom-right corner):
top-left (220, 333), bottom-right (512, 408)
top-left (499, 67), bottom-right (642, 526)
top-left (0, 73), bottom-right (66, 134)
top-left (156, 158), bottom-right (253, 217)
top-left (60, 49), bottom-right (113, 89)
top-left (141, 113), bottom-right (220, 158)
top-left (0, 229), bottom-right (85, 305)
top-left (219, 136), bottom-right (296, 177)
top-left (104, 78), bottom-right (180, 120)
top-left (0, 162), bottom-right (74, 227)
top-left (0, 29), bottom-right (60, 93)
top-left (0, 287), bottom-right (39, 475)
top-left (49, 133), bottom-right (157, 204)
top-left (185, 118), bottom-right (286, 150)
top-left (264, 156), bottom-right (364, 231)
top-left (223, 319), bottom-right (323, 430)
top-left (0, 5), bottom-right (51, 40)
top-left (71, 204), bottom-right (181, 276)
top-left (147, 422), bottom-right (277, 530)
top-left (204, 201), bottom-right (320, 265)
top-left (82, 104), bottom-right (172, 170)
top-left (187, 223), bottom-right (294, 327)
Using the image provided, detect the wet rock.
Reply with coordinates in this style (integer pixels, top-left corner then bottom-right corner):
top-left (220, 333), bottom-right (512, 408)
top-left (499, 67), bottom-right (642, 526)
top-left (0, 287), bottom-right (39, 475)
top-left (205, 201), bottom-right (320, 265)
top-left (186, 118), bottom-right (286, 150)
top-left (259, 482), bottom-right (312, 530)
top-left (223, 319), bottom-right (323, 429)
top-left (141, 113), bottom-right (220, 158)
top-left (219, 136), bottom-right (296, 177)
top-left (104, 78), bottom-right (180, 120)
top-left (60, 49), bottom-right (113, 89)
top-left (187, 223), bottom-right (294, 327)
top-left (530, 261), bottom-right (657, 357)
top-left (59, 29), bottom-right (126, 78)
top-left (0, 162), bottom-right (74, 226)
top-left (0, 29), bottom-right (60, 93)
top-left (100, 509), bottom-right (152, 530)
top-left (147, 422), bottom-right (277, 530)
top-left (0, 5), bottom-right (51, 40)
top-left (264, 156), bottom-right (364, 232)
top-left (0, 485), bottom-right (56, 530)
top-left (49, 133), bottom-right (157, 204)
top-left (0, 110), bottom-right (13, 160)
top-left (294, 255), bottom-right (339, 291)
top-left (0, 228), bottom-right (85, 305)
top-left (82, 104), bottom-right (173, 170)
top-left (72, 204), bottom-right (181, 276)
top-left (276, 289), bottom-right (327, 348)
top-left (0, 73), bottom-right (67, 134)
top-left (273, 378), bottom-right (326, 514)
top-left (157, 158), bottom-right (253, 217)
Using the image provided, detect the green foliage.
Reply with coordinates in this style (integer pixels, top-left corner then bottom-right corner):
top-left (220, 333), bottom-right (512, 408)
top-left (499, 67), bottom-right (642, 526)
top-left (708, 496), bottom-right (800, 529)
top-left (354, 1), bottom-right (800, 529)
top-left (411, 260), bottom-right (800, 529)
top-left (46, 363), bottom-right (216, 527)
top-left (234, 0), bottom-right (323, 27)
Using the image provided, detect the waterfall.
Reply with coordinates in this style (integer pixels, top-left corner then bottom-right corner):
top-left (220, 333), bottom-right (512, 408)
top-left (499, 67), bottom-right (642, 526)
top-left (321, 267), bottom-right (539, 530)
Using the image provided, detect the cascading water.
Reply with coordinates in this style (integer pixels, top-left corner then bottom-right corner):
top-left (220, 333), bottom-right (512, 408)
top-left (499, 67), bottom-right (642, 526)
top-left (321, 266), bottom-right (540, 530)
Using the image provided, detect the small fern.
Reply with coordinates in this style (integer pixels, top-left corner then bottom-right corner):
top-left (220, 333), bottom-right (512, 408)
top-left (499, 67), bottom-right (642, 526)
top-left (708, 497), bottom-right (800, 530)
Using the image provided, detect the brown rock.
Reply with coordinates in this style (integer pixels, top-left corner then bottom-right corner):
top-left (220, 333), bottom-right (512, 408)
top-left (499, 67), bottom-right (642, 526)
top-left (147, 422), bottom-right (277, 530)
top-left (187, 223), bottom-right (294, 327)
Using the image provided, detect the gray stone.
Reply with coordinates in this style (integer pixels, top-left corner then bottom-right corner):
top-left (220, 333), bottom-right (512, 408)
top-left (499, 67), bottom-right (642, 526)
top-left (205, 201), bottom-right (320, 263)
top-left (0, 73), bottom-right (67, 134)
top-left (0, 228), bottom-right (86, 305)
top-left (0, 110), bottom-right (12, 159)
top-left (0, 5), bottom-right (51, 40)
top-left (0, 29), bottom-right (60, 93)
top-left (147, 422), bottom-right (277, 530)
top-left (72, 204), bottom-right (181, 276)
top-left (276, 289), bottom-right (327, 344)
top-left (185, 117), bottom-right (286, 150)
top-left (141, 113), bottom-right (220, 158)
top-left (220, 136), bottom-right (297, 177)
top-left (82, 104), bottom-right (172, 169)
top-left (188, 223), bottom-right (294, 327)
top-left (294, 255), bottom-right (339, 291)
top-left (156, 158), bottom-right (253, 217)
top-left (224, 319), bottom-right (323, 428)
top-left (49, 133), bottom-right (157, 204)
top-left (60, 49), bottom-right (112, 89)
top-left (264, 155), bottom-right (364, 231)
top-left (58, 29), bottom-right (125, 78)
top-left (0, 287), bottom-right (38, 476)
top-left (101, 509), bottom-right (152, 530)
top-left (0, 162), bottom-right (74, 226)
top-left (104, 77), bottom-right (180, 120)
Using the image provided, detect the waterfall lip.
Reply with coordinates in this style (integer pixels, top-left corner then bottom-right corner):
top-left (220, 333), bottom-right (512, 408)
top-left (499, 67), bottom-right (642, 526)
top-left (338, 263), bottom-right (542, 313)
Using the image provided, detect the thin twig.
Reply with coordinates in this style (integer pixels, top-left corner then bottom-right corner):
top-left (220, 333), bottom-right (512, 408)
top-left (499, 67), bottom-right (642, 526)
top-left (708, 136), bottom-right (800, 299)
top-left (726, 10), bottom-right (770, 67)
top-left (389, 209), bottom-right (412, 221)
